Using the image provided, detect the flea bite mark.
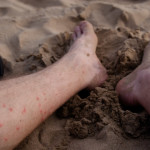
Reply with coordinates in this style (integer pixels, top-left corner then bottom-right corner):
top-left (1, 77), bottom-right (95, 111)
top-left (0, 123), bottom-right (3, 128)
top-left (2, 104), bottom-right (6, 108)
top-left (40, 109), bottom-right (43, 114)
top-left (16, 127), bottom-right (20, 131)
top-left (22, 107), bottom-right (26, 114)
top-left (9, 108), bottom-right (13, 112)
top-left (4, 138), bottom-right (8, 142)
top-left (41, 117), bottom-right (45, 122)
top-left (36, 97), bottom-right (40, 101)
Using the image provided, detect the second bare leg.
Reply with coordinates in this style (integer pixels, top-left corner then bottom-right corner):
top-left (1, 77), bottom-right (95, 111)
top-left (116, 42), bottom-right (150, 113)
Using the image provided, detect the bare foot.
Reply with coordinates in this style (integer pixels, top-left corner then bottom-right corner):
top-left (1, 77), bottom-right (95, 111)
top-left (69, 21), bottom-right (107, 89)
top-left (116, 42), bottom-right (150, 113)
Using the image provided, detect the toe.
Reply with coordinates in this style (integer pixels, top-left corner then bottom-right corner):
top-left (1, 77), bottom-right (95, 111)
top-left (79, 21), bottom-right (94, 34)
top-left (72, 32), bottom-right (77, 41)
top-left (75, 26), bottom-right (82, 38)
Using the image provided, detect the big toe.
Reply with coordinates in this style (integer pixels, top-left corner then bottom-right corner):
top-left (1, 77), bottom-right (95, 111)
top-left (79, 21), bottom-right (95, 35)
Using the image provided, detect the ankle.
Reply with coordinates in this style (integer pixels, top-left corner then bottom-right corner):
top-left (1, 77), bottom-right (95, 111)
top-left (66, 50), bottom-right (105, 88)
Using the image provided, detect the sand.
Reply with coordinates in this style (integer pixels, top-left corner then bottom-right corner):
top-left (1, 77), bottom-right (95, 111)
top-left (0, 0), bottom-right (150, 149)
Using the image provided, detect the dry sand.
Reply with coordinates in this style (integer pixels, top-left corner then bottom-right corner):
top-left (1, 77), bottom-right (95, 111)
top-left (0, 0), bottom-right (150, 149)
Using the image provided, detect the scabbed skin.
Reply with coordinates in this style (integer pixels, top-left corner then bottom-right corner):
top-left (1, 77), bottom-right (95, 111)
top-left (0, 57), bottom-right (4, 77)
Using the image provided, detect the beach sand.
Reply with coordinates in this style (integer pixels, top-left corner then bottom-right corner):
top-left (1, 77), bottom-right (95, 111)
top-left (0, 0), bottom-right (150, 149)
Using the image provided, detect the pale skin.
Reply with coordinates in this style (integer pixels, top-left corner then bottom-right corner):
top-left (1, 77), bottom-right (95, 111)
top-left (0, 20), bottom-right (150, 150)
top-left (0, 21), bottom-right (107, 150)
top-left (116, 42), bottom-right (150, 114)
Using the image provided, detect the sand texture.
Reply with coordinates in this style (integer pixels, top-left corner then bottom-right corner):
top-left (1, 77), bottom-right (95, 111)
top-left (0, 0), bottom-right (150, 149)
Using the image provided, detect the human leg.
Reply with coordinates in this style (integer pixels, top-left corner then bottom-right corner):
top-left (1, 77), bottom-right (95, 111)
top-left (116, 42), bottom-right (150, 113)
top-left (0, 21), bottom-right (107, 150)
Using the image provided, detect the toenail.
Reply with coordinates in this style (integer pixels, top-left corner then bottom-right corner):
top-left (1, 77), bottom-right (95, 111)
top-left (80, 21), bottom-right (86, 26)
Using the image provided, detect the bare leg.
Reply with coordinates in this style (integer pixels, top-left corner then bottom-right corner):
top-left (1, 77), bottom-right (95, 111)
top-left (116, 42), bottom-right (150, 113)
top-left (0, 21), bottom-right (107, 150)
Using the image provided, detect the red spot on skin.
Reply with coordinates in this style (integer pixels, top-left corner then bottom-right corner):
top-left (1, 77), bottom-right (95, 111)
top-left (0, 123), bottom-right (3, 128)
top-left (9, 108), bottom-right (13, 112)
top-left (4, 138), bottom-right (8, 142)
top-left (16, 127), bottom-right (20, 131)
top-left (44, 98), bottom-right (47, 101)
top-left (38, 103), bottom-right (41, 108)
top-left (2, 104), bottom-right (6, 108)
top-left (36, 97), bottom-right (40, 101)
top-left (44, 111), bottom-right (47, 115)
top-left (40, 109), bottom-right (43, 114)
top-left (41, 116), bottom-right (45, 122)
top-left (22, 107), bottom-right (26, 114)
top-left (43, 92), bottom-right (46, 95)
